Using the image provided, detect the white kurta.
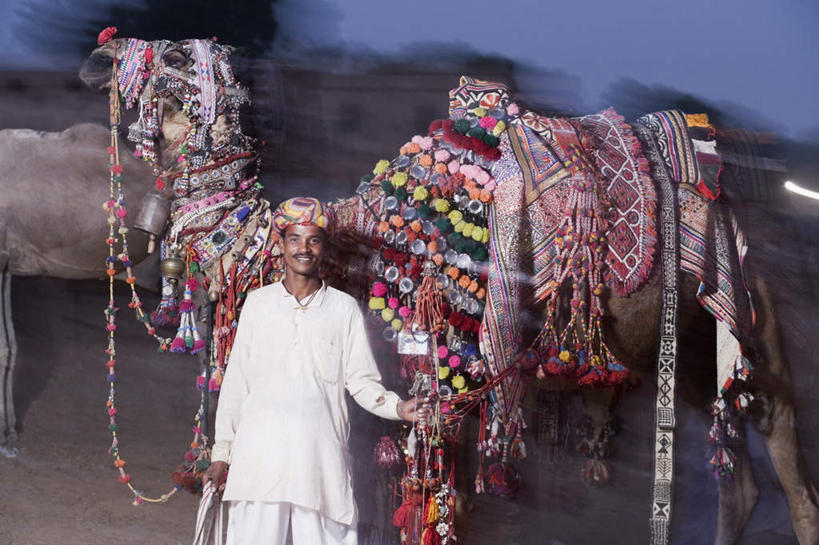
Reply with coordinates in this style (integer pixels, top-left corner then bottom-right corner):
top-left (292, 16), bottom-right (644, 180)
top-left (211, 281), bottom-right (402, 526)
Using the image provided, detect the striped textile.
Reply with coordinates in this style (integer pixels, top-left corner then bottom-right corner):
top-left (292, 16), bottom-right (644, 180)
top-left (193, 481), bottom-right (224, 545)
top-left (192, 40), bottom-right (217, 124)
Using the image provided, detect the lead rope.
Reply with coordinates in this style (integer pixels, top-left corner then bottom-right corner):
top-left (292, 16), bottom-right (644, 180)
top-left (634, 121), bottom-right (680, 545)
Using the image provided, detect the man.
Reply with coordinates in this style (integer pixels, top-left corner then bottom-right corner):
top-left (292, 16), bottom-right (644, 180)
top-left (203, 197), bottom-right (425, 545)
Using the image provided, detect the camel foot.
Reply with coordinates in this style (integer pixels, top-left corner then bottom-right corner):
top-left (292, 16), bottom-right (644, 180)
top-left (0, 444), bottom-right (18, 458)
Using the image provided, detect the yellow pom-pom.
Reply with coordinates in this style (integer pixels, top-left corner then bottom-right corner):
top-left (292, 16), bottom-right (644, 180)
top-left (451, 375), bottom-right (466, 389)
top-left (482, 228), bottom-right (490, 244)
top-left (454, 220), bottom-right (465, 233)
top-left (492, 121), bottom-right (506, 136)
top-left (391, 172), bottom-right (408, 187)
top-left (413, 186), bottom-right (429, 201)
top-left (438, 366), bottom-right (451, 379)
top-left (471, 226), bottom-right (484, 241)
top-left (369, 297), bottom-right (386, 310)
top-left (381, 308), bottom-right (395, 322)
top-left (391, 318), bottom-right (403, 331)
top-left (458, 386), bottom-right (469, 394)
top-left (558, 350), bottom-right (571, 363)
top-left (462, 223), bottom-right (474, 237)
top-left (473, 107), bottom-right (487, 118)
top-left (434, 199), bottom-right (450, 213)
top-left (448, 210), bottom-right (463, 224)
top-left (373, 159), bottom-right (390, 175)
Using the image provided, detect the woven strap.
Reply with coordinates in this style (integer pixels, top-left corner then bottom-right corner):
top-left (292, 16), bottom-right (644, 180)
top-left (634, 122), bottom-right (680, 545)
top-left (193, 481), bottom-right (224, 545)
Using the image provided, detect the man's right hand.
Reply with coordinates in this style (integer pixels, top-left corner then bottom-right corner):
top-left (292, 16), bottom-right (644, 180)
top-left (202, 460), bottom-right (228, 493)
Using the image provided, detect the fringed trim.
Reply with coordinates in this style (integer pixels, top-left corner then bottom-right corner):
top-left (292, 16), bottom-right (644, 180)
top-left (595, 108), bottom-right (658, 297)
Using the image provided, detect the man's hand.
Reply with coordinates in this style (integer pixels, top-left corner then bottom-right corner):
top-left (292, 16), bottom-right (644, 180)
top-left (202, 460), bottom-right (228, 493)
top-left (397, 398), bottom-right (432, 423)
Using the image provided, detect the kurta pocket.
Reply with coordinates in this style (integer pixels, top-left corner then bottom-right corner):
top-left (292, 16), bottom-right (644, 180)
top-left (313, 337), bottom-right (342, 383)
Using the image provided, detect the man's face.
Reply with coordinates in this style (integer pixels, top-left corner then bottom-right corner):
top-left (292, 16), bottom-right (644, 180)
top-left (281, 224), bottom-right (326, 278)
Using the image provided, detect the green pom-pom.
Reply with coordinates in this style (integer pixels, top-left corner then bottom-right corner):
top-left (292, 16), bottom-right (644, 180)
top-left (454, 119), bottom-right (470, 134)
top-left (138, 314), bottom-right (149, 323)
top-left (417, 203), bottom-right (431, 219)
top-left (483, 134), bottom-right (500, 147)
top-left (434, 218), bottom-right (452, 233)
top-left (462, 239), bottom-right (477, 253)
top-left (447, 232), bottom-right (463, 246)
top-left (189, 262), bottom-right (200, 273)
top-left (467, 127), bottom-right (487, 140)
top-left (195, 458), bottom-right (211, 471)
top-left (114, 175), bottom-right (123, 183)
top-left (473, 247), bottom-right (489, 261)
top-left (394, 187), bottom-right (408, 201)
top-left (108, 424), bottom-right (119, 432)
top-left (380, 179), bottom-right (394, 194)
top-left (361, 173), bottom-right (375, 183)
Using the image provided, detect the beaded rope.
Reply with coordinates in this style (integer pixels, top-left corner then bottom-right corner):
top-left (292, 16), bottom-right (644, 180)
top-left (104, 55), bottom-right (208, 505)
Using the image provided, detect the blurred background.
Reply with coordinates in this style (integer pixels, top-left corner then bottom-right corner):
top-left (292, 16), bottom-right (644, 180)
top-left (0, 1), bottom-right (817, 544)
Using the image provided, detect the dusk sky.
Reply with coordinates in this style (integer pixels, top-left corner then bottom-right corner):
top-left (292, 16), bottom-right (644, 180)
top-left (1, 0), bottom-right (817, 140)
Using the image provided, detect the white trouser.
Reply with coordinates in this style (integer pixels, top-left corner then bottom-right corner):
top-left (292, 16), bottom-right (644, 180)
top-left (225, 501), bottom-right (358, 545)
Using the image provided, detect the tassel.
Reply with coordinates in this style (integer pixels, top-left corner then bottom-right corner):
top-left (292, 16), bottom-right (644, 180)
top-left (172, 278), bottom-right (201, 354)
top-left (413, 261), bottom-right (446, 333)
top-left (583, 458), bottom-right (611, 486)
top-left (150, 277), bottom-right (180, 327)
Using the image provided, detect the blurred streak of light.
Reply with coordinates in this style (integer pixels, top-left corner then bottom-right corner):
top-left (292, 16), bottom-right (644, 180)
top-left (784, 180), bottom-right (819, 200)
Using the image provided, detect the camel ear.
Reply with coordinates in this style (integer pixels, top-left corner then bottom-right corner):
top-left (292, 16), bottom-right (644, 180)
top-left (79, 39), bottom-right (121, 91)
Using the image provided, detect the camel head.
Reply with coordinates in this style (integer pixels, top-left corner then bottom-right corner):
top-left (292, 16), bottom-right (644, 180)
top-left (80, 34), bottom-right (250, 171)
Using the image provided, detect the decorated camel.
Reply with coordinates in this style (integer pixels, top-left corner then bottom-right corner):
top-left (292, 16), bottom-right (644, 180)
top-left (74, 33), bottom-right (818, 544)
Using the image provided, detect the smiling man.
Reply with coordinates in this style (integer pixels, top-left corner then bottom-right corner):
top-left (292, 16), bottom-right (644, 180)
top-left (203, 197), bottom-right (424, 545)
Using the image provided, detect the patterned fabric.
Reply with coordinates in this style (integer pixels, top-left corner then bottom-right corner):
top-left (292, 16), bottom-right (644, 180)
top-left (638, 110), bottom-right (700, 187)
top-left (116, 39), bottom-right (150, 108)
top-left (577, 109), bottom-right (657, 295)
top-left (484, 107), bottom-right (656, 386)
top-left (272, 197), bottom-right (336, 236)
top-left (191, 39), bottom-right (217, 124)
top-left (633, 120), bottom-right (681, 545)
top-left (638, 111), bottom-right (753, 345)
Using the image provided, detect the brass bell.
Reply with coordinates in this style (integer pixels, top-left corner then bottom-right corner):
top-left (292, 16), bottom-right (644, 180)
top-left (160, 256), bottom-right (186, 280)
top-left (134, 190), bottom-right (171, 254)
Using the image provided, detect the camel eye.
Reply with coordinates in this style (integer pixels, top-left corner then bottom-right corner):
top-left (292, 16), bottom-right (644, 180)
top-left (162, 49), bottom-right (187, 69)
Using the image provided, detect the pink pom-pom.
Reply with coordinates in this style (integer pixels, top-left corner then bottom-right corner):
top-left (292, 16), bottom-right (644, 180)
top-left (115, 208), bottom-right (127, 218)
top-left (411, 135), bottom-right (423, 144)
top-left (448, 355), bottom-right (462, 368)
top-left (179, 300), bottom-right (195, 312)
top-left (170, 337), bottom-right (187, 353)
top-left (108, 408), bottom-right (117, 416)
top-left (437, 345), bottom-right (449, 359)
top-left (191, 338), bottom-right (206, 354)
top-left (475, 169), bottom-right (490, 186)
top-left (506, 103), bottom-right (519, 116)
top-left (398, 306), bottom-right (412, 318)
top-left (371, 282), bottom-right (388, 297)
top-left (479, 116), bottom-right (497, 129)
top-left (434, 149), bottom-right (450, 163)
top-left (447, 160), bottom-right (460, 174)
top-left (186, 278), bottom-right (199, 291)
top-left (419, 136), bottom-right (433, 150)
top-left (106, 324), bottom-right (117, 331)
top-left (184, 450), bottom-right (196, 463)
top-left (388, 297), bottom-right (400, 309)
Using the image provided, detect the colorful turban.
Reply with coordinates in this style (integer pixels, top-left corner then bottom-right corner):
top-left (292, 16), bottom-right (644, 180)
top-left (272, 197), bottom-right (335, 236)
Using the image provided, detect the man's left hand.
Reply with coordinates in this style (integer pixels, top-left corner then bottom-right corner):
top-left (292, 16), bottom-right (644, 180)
top-left (397, 398), bottom-right (431, 422)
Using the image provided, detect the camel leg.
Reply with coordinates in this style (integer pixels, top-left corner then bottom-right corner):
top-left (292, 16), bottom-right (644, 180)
top-left (749, 276), bottom-right (819, 545)
top-left (715, 443), bottom-right (758, 545)
top-left (0, 269), bottom-right (18, 457)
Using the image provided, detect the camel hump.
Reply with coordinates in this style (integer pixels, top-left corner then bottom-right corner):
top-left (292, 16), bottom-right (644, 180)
top-left (0, 123), bottom-right (108, 144)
